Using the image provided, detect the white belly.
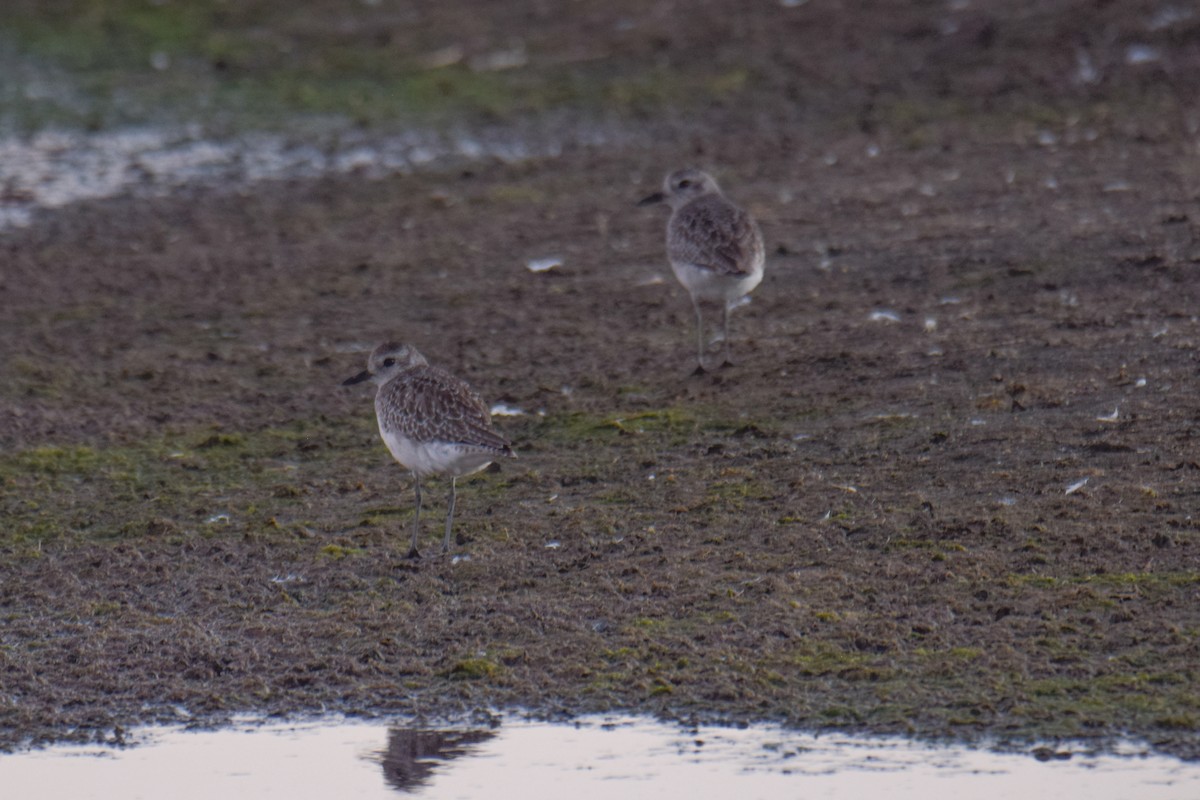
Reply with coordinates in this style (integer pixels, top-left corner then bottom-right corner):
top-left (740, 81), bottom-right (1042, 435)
top-left (671, 261), bottom-right (763, 304)
top-left (380, 428), bottom-right (495, 478)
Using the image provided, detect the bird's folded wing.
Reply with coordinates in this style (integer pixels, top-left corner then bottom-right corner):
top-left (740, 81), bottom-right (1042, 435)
top-left (379, 368), bottom-right (511, 452)
top-left (669, 203), bottom-right (763, 277)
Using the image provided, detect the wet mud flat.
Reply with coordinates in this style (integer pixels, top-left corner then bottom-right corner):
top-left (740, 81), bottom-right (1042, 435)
top-left (2, 0), bottom-right (1200, 759)
top-left (2, 110), bottom-right (1199, 755)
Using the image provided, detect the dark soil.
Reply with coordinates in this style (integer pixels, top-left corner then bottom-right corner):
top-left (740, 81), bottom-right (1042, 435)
top-left (2, 0), bottom-right (1200, 756)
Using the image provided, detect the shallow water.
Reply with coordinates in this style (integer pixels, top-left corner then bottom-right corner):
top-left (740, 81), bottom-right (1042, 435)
top-left (0, 120), bottom-right (625, 230)
top-left (1, 715), bottom-right (1198, 799)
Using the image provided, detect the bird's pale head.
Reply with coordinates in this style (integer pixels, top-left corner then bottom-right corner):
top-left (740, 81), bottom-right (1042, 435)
top-left (342, 341), bottom-right (428, 386)
top-left (638, 168), bottom-right (721, 209)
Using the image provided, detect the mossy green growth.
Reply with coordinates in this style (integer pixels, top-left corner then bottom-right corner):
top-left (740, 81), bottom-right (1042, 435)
top-left (704, 476), bottom-right (773, 509)
top-left (1013, 673), bottom-right (1200, 736)
top-left (318, 544), bottom-right (361, 560)
top-left (0, 1), bottom-right (753, 130)
top-left (2, 0), bottom-right (227, 71)
top-left (631, 617), bottom-right (667, 631)
top-left (784, 642), bottom-right (890, 680)
top-left (0, 417), bottom-right (365, 546)
top-left (606, 408), bottom-right (697, 437)
top-left (1008, 571), bottom-right (1200, 592)
top-left (444, 657), bottom-right (502, 680)
top-left (531, 406), bottom-right (721, 450)
top-left (1085, 572), bottom-right (1200, 589)
top-left (9, 446), bottom-right (102, 476)
top-left (913, 646), bottom-right (984, 662)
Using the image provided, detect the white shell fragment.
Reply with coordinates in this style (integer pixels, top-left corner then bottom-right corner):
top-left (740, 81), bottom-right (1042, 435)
top-left (526, 257), bottom-right (563, 273)
top-left (489, 403), bottom-right (526, 416)
top-left (1065, 478), bottom-right (1089, 495)
top-left (1125, 45), bottom-right (1161, 65)
top-left (872, 412), bottom-right (917, 421)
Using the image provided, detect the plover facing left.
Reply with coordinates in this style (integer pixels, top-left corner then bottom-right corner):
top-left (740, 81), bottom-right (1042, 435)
top-left (343, 342), bottom-right (515, 558)
top-left (639, 169), bottom-right (765, 374)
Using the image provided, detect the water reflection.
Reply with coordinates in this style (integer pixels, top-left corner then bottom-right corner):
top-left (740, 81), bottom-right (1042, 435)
top-left (1, 715), bottom-right (1199, 799)
top-left (378, 728), bottom-right (495, 793)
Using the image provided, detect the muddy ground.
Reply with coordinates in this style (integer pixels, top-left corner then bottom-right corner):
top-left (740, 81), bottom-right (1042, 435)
top-left (2, 0), bottom-right (1200, 756)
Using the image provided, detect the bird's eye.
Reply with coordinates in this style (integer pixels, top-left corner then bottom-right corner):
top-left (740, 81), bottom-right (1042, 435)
top-left (382, 358), bottom-right (396, 367)
top-left (678, 179), bottom-right (692, 188)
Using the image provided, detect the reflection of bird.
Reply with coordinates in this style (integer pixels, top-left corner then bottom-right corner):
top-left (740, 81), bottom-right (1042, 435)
top-left (343, 342), bottom-right (515, 558)
top-left (380, 728), bottom-right (496, 794)
top-left (640, 169), bottom-right (765, 374)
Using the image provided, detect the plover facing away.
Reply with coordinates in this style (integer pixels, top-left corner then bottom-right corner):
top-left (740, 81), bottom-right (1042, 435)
top-left (343, 342), bottom-right (515, 558)
top-left (639, 168), bottom-right (765, 373)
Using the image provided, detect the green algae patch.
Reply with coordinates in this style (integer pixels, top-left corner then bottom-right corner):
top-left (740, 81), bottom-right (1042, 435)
top-left (783, 643), bottom-right (893, 681)
top-left (444, 658), bottom-right (503, 681)
top-left (0, 419), bottom-right (369, 547)
top-left (8, 446), bottom-right (102, 477)
top-left (318, 544), bottom-right (362, 560)
top-left (0, 1), bottom-right (752, 130)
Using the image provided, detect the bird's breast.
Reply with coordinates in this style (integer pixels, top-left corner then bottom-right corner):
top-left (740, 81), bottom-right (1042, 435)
top-left (379, 428), bottom-right (496, 478)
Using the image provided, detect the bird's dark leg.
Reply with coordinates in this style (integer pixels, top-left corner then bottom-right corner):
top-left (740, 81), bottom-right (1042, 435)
top-left (691, 297), bottom-right (707, 375)
top-left (442, 477), bottom-right (457, 554)
top-left (407, 475), bottom-right (422, 559)
top-left (720, 302), bottom-right (735, 368)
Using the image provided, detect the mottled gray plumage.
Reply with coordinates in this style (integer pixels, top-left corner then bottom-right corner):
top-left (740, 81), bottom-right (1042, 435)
top-left (343, 342), bottom-right (514, 558)
top-left (640, 169), bottom-right (765, 372)
top-left (667, 191), bottom-right (764, 279)
top-left (374, 360), bottom-right (513, 461)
